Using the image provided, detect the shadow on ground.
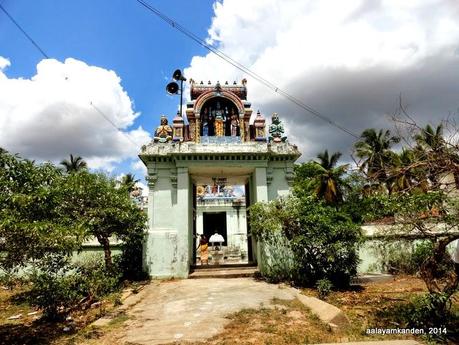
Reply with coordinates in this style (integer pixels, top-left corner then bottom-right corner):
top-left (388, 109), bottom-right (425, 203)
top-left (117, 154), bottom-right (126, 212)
top-left (0, 321), bottom-right (66, 345)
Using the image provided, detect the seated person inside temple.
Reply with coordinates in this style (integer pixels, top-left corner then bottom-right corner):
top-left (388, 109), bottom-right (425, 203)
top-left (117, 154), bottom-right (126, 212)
top-left (200, 98), bottom-right (240, 137)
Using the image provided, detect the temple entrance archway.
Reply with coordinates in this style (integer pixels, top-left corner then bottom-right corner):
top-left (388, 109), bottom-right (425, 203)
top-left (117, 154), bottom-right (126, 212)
top-left (139, 79), bottom-right (301, 278)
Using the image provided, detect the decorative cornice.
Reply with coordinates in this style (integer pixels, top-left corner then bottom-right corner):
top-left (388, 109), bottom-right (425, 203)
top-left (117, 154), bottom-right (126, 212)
top-left (285, 167), bottom-right (295, 186)
top-left (266, 168), bottom-right (273, 185)
top-left (146, 174), bottom-right (158, 188)
top-left (170, 169), bottom-right (177, 188)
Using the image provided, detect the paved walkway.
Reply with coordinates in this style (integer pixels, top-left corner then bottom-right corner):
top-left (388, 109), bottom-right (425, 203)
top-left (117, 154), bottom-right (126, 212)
top-left (118, 278), bottom-right (296, 344)
top-left (93, 278), bottom-right (422, 345)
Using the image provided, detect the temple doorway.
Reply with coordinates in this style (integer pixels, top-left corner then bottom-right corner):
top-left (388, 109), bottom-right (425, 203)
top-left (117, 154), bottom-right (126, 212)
top-left (202, 212), bottom-right (227, 245)
top-left (194, 177), bottom-right (250, 266)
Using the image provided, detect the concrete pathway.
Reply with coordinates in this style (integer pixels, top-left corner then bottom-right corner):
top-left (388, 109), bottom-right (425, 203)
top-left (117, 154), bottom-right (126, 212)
top-left (119, 278), bottom-right (296, 344)
top-left (93, 278), bottom-right (422, 345)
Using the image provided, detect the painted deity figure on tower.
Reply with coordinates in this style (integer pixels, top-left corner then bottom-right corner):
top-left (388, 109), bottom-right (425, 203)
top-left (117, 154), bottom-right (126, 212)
top-left (230, 108), bottom-right (239, 136)
top-left (201, 108), bottom-right (209, 136)
top-left (213, 101), bottom-right (225, 136)
top-left (268, 113), bottom-right (287, 143)
top-left (154, 115), bottom-right (173, 142)
top-left (208, 108), bottom-right (215, 136)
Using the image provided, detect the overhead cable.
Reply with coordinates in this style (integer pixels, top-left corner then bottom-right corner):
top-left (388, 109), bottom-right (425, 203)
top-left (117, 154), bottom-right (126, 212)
top-left (135, 0), bottom-right (359, 138)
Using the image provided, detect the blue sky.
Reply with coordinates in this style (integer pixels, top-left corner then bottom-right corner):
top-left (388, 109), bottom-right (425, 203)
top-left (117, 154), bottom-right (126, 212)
top-left (1, 0), bottom-right (459, 185)
top-left (0, 0), bottom-right (214, 179)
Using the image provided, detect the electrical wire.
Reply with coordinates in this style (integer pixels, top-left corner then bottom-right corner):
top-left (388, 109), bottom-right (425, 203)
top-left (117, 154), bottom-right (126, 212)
top-left (135, 0), bottom-right (359, 138)
top-left (0, 3), bottom-right (49, 59)
top-left (0, 3), bottom-right (140, 149)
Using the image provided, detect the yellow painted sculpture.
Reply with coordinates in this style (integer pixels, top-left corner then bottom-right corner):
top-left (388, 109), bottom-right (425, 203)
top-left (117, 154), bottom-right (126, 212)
top-left (154, 115), bottom-right (173, 143)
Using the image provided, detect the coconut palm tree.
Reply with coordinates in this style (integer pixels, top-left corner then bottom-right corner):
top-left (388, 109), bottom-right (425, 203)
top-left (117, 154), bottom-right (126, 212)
top-left (354, 128), bottom-right (400, 188)
top-left (414, 124), bottom-right (446, 187)
top-left (60, 154), bottom-right (87, 173)
top-left (313, 150), bottom-right (349, 204)
top-left (120, 173), bottom-right (140, 193)
top-left (388, 148), bottom-right (429, 193)
top-left (415, 123), bottom-right (444, 153)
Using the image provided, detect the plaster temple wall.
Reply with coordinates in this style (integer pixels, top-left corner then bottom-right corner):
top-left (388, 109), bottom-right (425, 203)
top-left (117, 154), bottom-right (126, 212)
top-left (139, 142), bottom-right (300, 278)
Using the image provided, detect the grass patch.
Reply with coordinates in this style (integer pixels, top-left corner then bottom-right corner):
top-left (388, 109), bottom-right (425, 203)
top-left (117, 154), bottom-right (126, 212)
top-left (108, 312), bottom-right (129, 327)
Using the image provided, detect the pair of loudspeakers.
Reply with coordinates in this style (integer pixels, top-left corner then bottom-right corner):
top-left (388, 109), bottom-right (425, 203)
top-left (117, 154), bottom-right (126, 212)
top-left (166, 69), bottom-right (186, 95)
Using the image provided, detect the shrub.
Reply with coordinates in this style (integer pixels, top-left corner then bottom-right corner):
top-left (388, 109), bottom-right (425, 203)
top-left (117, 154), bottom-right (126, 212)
top-left (28, 266), bottom-right (84, 320)
top-left (380, 292), bottom-right (458, 343)
top-left (258, 230), bottom-right (295, 283)
top-left (370, 240), bottom-right (419, 274)
top-left (369, 240), bottom-right (452, 276)
top-left (116, 227), bottom-right (148, 281)
top-left (316, 279), bottom-right (333, 299)
top-left (74, 255), bottom-right (121, 300)
top-left (28, 256), bottom-right (121, 320)
top-left (249, 196), bottom-right (362, 288)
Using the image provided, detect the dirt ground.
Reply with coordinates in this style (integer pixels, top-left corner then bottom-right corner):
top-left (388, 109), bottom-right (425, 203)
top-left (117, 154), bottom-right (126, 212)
top-left (183, 277), bottom-right (429, 345)
top-left (1, 276), bottom-right (457, 345)
top-left (75, 276), bottom-right (439, 345)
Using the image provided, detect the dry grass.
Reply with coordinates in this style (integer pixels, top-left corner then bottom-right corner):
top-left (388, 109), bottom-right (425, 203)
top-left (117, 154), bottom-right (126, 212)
top-left (0, 283), bottom-right (125, 345)
top-left (2, 276), bottom-right (457, 345)
top-left (181, 276), bottom-right (441, 345)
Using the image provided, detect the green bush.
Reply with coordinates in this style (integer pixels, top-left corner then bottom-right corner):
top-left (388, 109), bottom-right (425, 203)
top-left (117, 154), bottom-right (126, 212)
top-left (316, 279), bottom-right (333, 299)
top-left (249, 196), bottom-right (362, 288)
top-left (369, 240), bottom-right (452, 276)
top-left (28, 267), bottom-right (84, 320)
top-left (74, 255), bottom-right (121, 300)
top-left (380, 292), bottom-right (458, 343)
top-left (258, 230), bottom-right (295, 283)
top-left (370, 240), bottom-right (419, 274)
top-left (115, 227), bottom-right (148, 281)
top-left (28, 256), bottom-right (121, 320)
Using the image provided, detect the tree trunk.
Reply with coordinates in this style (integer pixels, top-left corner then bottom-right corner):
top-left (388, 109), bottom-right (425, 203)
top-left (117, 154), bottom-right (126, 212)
top-left (420, 236), bottom-right (459, 297)
top-left (96, 235), bottom-right (112, 271)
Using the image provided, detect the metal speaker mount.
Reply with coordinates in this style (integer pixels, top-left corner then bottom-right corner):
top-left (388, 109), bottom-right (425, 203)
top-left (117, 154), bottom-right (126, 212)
top-left (166, 81), bottom-right (179, 95)
top-left (173, 69), bottom-right (186, 81)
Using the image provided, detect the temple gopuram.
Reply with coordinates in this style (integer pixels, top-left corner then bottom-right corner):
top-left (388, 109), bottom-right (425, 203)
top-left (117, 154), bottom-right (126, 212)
top-left (139, 79), bottom-right (300, 278)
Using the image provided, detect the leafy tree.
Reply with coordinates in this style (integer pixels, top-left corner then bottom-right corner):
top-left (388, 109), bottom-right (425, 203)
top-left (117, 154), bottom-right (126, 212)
top-left (360, 120), bottom-right (459, 318)
top-left (354, 128), bottom-right (400, 190)
top-left (313, 150), bottom-right (349, 204)
top-left (0, 151), bottom-right (84, 270)
top-left (60, 154), bottom-right (87, 173)
top-left (293, 161), bottom-right (323, 195)
top-left (60, 171), bottom-right (146, 270)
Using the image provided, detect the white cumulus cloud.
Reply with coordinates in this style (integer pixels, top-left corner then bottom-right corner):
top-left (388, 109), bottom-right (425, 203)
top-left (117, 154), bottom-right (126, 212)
top-left (185, 0), bottom-right (459, 161)
top-left (0, 56), bottom-right (10, 71)
top-left (0, 57), bottom-right (150, 170)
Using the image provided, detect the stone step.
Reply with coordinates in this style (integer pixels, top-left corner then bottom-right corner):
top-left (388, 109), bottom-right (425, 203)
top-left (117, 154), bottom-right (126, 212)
top-left (189, 267), bottom-right (258, 279)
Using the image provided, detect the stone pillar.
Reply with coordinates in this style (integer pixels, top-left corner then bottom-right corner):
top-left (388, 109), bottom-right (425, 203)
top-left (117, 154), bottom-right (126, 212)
top-left (252, 167), bottom-right (268, 266)
top-left (195, 118), bottom-right (201, 143)
top-left (175, 167), bottom-right (191, 276)
top-left (143, 165), bottom-right (179, 278)
top-left (239, 115), bottom-right (245, 141)
top-left (254, 167), bottom-right (268, 202)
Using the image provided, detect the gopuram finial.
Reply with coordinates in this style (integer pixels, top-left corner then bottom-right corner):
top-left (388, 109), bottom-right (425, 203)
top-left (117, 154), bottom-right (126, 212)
top-left (254, 110), bottom-right (267, 142)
